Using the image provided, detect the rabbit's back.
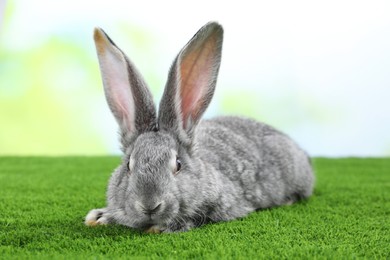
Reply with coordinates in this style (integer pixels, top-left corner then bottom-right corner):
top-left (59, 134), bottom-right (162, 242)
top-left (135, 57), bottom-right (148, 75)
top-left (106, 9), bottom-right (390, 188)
top-left (196, 116), bottom-right (314, 209)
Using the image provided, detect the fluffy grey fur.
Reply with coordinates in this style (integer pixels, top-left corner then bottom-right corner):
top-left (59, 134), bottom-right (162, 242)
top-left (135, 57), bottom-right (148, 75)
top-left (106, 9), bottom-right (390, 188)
top-left (85, 22), bottom-right (314, 233)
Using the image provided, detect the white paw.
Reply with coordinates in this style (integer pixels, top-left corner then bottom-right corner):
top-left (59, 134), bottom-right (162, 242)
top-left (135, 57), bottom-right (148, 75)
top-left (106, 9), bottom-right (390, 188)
top-left (85, 208), bottom-right (109, 226)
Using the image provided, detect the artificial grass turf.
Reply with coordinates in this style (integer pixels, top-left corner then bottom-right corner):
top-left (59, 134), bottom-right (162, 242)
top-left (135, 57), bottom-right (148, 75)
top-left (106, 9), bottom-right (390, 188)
top-left (0, 157), bottom-right (389, 259)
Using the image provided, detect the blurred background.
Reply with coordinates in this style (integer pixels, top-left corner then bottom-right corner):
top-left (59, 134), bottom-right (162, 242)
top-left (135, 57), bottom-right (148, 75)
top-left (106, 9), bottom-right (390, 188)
top-left (0, 0), bottom-right (389, 157)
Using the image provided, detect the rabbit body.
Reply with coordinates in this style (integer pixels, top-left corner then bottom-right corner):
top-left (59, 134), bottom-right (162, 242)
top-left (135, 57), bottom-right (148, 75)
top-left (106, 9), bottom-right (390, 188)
top-left (197, 116), bottom-right (313, 210)
top-left (85, 22), bottom-right (314, 233)
top-left (192, 117), bottom-right (313, 221)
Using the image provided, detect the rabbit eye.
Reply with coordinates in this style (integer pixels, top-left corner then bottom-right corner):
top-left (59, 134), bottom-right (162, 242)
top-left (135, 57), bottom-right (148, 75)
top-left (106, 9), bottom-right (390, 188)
top-left (176, 157), bottom-right (182, 173)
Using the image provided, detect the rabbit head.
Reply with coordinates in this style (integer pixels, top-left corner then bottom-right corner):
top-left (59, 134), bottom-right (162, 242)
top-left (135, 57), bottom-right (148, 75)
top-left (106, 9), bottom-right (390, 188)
top-left (93, 22), bottom-right (223, 229)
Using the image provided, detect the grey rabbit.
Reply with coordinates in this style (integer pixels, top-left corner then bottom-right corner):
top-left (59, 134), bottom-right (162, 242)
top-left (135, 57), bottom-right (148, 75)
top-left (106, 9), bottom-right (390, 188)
top-left (85, 22), bottom-right (314, 233)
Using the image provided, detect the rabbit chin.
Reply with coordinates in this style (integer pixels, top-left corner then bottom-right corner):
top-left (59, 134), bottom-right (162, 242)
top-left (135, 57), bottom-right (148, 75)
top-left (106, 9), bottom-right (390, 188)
top-left (130, 214), bottom-right (174, 232)
top-left (118, 203), bottom-right (179, 231)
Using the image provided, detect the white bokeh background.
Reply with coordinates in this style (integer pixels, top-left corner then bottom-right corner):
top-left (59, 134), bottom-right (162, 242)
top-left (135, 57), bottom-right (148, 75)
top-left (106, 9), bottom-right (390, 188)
top-left (1, 0), bottom-right (389, 156)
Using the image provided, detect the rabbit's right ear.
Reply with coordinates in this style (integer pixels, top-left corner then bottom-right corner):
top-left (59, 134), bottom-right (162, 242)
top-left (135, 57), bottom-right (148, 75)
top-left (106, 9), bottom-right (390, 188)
top-left (94, 28), bottom-right (156, 140)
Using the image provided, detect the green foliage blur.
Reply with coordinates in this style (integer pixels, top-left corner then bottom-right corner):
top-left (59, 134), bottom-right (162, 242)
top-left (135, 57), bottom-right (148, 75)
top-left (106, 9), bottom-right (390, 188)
top-left (1, 4), bottom-right (102, 154)
top-left (0, 3), bottom-right (164, 155)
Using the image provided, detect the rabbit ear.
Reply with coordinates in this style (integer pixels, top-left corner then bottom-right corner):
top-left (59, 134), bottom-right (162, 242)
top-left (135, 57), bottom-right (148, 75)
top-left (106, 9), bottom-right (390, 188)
top-left (94, 28), bottom-right (156, 139)
top-left (158, 22), bottom-right (223, 140)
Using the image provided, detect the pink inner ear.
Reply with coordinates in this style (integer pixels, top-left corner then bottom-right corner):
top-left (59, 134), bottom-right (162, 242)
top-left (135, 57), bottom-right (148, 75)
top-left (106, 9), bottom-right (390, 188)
top-left (109, 80), bottom-right (133, 125)
top-left (97, 40), bottom-right (135, 133)
top-left (180, 42), bottom-right (216, 128)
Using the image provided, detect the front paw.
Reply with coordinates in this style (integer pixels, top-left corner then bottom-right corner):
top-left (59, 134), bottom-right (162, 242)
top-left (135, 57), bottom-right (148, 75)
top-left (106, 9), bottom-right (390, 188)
top-left (85, 208), bottom-right (109, 226)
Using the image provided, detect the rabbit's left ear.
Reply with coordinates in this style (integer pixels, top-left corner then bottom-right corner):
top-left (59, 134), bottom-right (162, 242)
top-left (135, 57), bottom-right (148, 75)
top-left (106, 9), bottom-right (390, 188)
top-left (158, 22), bottom-right (223, 140)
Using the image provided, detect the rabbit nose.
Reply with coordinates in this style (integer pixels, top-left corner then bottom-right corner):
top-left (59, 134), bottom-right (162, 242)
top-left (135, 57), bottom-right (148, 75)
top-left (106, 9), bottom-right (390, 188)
top-left (142, 203), bottom-right (162, 216)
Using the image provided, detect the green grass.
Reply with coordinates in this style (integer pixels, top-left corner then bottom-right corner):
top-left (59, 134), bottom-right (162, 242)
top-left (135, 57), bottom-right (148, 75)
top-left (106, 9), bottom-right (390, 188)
top-left (0, 157), bottom-right (389, 259)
